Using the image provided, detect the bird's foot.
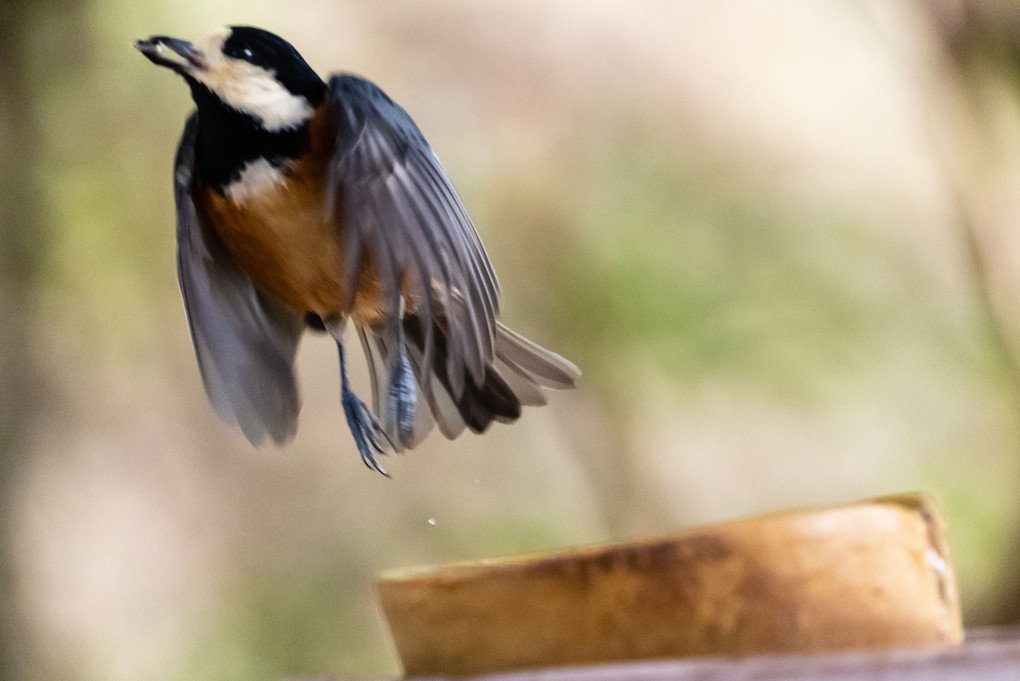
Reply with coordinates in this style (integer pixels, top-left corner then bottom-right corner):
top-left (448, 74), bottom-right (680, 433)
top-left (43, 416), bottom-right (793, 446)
top-left (342, 390), bottom-right (391, 476)
top-left (389, 353), bottom-right (417, 445)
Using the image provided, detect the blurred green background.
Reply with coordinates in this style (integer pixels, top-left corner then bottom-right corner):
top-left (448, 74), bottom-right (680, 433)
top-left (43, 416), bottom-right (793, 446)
top-left (4, 1), bottom-right (1020, 679)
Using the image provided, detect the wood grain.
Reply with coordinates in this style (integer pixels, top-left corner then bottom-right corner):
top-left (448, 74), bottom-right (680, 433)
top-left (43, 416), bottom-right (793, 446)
top-left (376, 495), bottom-right (961, 677)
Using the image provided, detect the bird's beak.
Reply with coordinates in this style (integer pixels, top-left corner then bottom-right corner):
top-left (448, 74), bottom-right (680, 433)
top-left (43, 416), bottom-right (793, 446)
top-left (134, 36), bottom-right (205, 75)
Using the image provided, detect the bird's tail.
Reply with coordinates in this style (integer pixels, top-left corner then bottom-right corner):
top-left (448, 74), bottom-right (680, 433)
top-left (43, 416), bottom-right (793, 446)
top-left (358, 316), bottom-right (579, 450)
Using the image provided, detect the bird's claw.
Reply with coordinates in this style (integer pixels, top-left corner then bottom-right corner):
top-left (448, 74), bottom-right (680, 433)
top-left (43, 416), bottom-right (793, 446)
top-left (342, 391), bottom-right (392, 475)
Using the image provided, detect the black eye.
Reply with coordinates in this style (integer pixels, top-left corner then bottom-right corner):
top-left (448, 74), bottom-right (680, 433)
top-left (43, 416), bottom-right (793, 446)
top-left (224, 40), bottom-right (257, 62)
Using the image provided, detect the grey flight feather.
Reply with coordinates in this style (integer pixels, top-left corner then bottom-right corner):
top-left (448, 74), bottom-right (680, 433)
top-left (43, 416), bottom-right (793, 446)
top-left (325, 74), bottom-right (500, 399)
top-left (174, 114), bottom-right (305, 446)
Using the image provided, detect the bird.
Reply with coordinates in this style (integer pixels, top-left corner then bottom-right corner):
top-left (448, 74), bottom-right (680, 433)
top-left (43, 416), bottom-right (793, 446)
top-left (135, 26), bottom-right (579, 474)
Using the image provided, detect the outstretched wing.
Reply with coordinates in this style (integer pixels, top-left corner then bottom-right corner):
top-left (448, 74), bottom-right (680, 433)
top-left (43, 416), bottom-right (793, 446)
top-left (325, 74), bottom-right (500, 399)
top-left (174, 114), bottom-right (305, 445)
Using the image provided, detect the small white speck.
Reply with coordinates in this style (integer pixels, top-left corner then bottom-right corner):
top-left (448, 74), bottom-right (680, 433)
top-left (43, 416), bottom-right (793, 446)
top-left (427, 518), bottom-right (437, 526)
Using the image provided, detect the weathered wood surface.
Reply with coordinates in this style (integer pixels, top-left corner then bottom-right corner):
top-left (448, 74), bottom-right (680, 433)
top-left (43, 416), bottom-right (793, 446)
top-left (304, 627), bottom-right (1020, 681)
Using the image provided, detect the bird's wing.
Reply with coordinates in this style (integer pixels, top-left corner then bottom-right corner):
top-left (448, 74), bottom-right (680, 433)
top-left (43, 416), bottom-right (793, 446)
top-left (174, 114), bottom-right (305, 445)
top-left (325, 74), bottom-right (500, 399)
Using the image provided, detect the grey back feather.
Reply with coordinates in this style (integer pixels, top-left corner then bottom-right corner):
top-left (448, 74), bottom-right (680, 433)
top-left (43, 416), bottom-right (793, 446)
top-left (323, 78), bottom-right (579, 444)
top-left (325, 74), bottom-right (500, 401)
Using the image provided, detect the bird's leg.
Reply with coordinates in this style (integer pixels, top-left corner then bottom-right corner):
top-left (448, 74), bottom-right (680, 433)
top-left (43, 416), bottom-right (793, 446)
top-left (388, 320), bottom-right (417, 445)
top-left (339, 341), bottom-right (391, 475)
top-left (330, 321), bottom-right (390, 475)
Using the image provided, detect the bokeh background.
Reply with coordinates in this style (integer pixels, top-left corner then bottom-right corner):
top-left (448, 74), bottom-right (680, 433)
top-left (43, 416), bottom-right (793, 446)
top-left (4, 0), bottom-right (1020, 679)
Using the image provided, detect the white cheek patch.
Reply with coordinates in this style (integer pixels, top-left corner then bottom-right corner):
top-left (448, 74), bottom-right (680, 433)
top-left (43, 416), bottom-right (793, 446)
top-left (202, 63), bottom-right (314, 131)
top-left (225, 158), bottom-right (289, 203)
top-left (192, 30), bottom-right (314, 131)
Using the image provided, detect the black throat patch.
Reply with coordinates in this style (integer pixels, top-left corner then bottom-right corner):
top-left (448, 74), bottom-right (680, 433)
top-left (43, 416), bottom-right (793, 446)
top-left (187, 80), bottom-right (311, 194)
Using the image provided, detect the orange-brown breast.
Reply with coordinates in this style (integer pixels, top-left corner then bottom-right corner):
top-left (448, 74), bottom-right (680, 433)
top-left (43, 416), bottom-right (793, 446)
top-left (195, 106), bottom-right (388, 323)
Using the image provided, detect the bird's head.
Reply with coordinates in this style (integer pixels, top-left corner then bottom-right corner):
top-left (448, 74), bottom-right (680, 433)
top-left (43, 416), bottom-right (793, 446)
top-left (135, 26), bottom-right (326, 131)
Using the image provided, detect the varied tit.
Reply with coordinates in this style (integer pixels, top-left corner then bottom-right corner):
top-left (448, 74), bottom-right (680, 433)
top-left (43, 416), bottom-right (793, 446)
top-left (135, 26), bottom-right (579, 474)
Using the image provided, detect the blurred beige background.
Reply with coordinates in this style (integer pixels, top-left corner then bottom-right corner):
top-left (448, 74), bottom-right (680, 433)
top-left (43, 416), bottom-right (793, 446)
top-left (4, 1), bottom-right (1020, 679)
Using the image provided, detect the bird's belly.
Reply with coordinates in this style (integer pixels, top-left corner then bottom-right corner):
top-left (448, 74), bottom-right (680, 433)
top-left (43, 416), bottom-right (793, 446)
top-left (201, 167), bottom-right (348, 317)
